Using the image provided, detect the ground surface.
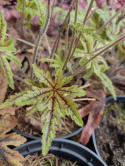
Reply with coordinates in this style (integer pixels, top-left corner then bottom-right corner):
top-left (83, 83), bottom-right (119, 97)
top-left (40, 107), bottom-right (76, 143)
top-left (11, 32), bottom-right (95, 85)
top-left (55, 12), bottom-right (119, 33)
top-left (95, 102), bottom-right (125, 166)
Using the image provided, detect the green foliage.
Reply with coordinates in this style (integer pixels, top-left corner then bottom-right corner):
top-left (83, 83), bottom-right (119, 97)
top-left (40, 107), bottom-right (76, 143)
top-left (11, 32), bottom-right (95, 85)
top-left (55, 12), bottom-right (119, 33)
top-left (75, 34), bottom-right (116, 99)
top-left (40, 53), bottom-right (64, 68)
top-left (74, 24), bottom-right (105, 44)
top-left (0, 12), bottom-right (21, 89)
top-left (33, 0), bottom-right (47, 26)
top-left (0, 65), bottom-right (86, 155)
top-left (16, 0), bottom-right (46, 27)
top-left (55, 3), bottom-right (124, 41)
top-left (87, 5), bottom-right (125, 40)
top-left (54, 7), bottom-right (86, 23)
top-left (102, 6), bottom-right (125, 40)
top-left (53, 4), bottom-right (117, 99)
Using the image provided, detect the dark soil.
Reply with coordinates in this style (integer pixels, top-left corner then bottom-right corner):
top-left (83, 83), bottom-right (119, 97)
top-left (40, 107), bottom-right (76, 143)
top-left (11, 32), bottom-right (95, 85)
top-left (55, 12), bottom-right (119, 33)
top-left (95, 102), bottom-right (125, 166)
top-left (22, 153), bottom-right (78, 166)
top-left (15, 99), bottom-right (88, 138)
top-left (15, 108), bottom-right (78, 138)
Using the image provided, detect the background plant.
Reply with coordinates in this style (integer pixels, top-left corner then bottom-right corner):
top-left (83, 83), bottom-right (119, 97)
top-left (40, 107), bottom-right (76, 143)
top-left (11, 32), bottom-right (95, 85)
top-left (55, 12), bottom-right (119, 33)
top-left (16, 0), bottom-right (47, 27)
top-left (42, 1), bottom-right (125, 99)
top-left (0, 12), bottom-right (21, 89)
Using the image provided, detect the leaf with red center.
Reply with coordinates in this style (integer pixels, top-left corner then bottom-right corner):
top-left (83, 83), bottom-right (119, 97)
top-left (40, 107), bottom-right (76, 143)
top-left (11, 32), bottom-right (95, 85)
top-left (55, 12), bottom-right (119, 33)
top-left (79, 89), bottom-right (106, 145)
top-left (0, 65), bottom-right (86, 155)
top-left (0, 114), bottom-right (27, 166)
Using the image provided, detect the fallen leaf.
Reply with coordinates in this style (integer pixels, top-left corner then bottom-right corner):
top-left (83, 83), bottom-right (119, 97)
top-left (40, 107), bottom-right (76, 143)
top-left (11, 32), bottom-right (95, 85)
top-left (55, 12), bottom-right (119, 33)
top-left (0, 114), bottom-right (17, 129)
top-left (0, 105), bottom-right (20, 115)
top-left (8, 27), bottom-right (20, 41)
top-left (0, 69), bottom-right (8, 104)
top-left (25, 114), bottom-right (42, 131)
top-left (79, 89), bottom-right (106, 145)
top-left (0, 114), bottom-right (27, 166)
top-left (10, 54), bottom-right (25, 71)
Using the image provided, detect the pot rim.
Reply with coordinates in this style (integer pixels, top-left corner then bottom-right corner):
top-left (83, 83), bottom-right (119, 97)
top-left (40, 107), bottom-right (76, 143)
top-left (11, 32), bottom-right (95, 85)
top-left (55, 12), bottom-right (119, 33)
top-left (14, 138), bottom-right (107, 166)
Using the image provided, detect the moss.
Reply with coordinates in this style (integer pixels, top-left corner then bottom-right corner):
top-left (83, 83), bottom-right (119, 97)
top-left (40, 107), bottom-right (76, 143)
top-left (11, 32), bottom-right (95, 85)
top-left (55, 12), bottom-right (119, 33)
top-left (104, 103), bottom-right (125, 131)
top-left (116, 103), bottom-right (125, 130)
top-left (103, 105), bottom-right (115, 118)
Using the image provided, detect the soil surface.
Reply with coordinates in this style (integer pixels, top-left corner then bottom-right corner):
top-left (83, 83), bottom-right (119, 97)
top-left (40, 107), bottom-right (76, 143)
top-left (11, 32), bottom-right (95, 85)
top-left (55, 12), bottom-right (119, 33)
top-left (22, 153), bottom-right (78, 166)
top-left (95, 102), bottom-right (125, 166)
top-left (15, 108), bottom-right (78, 138)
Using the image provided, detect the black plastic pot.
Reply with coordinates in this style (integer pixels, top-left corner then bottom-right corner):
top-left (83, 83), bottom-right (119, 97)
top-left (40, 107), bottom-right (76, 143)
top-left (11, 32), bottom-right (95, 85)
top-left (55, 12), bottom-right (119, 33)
top-left (94, 95), bottom-right (125, 161)
top-left (106, 95), bottom-right (125, 104)
top-left (12, 126), bottom-right (100, 156)
top-left (12, 126), bottom-right (83, 140)
top-left (14, 139), bottom-right (107, 166)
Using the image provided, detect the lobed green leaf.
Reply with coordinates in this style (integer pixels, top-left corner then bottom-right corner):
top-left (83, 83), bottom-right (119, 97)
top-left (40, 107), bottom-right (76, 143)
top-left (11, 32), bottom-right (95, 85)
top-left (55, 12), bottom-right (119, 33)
top-left (33, 65), bottom-right (54, 87)
top-left (0, 64), bottom-right (86, 156)
top-left (100, 73), bottom-right (116, 100)
top-left (0, 13), bottom-right (21, 89)
top-left (0, 12), bottom-right (6, 43)
top-left (0, 56), bottom-right (14, 89)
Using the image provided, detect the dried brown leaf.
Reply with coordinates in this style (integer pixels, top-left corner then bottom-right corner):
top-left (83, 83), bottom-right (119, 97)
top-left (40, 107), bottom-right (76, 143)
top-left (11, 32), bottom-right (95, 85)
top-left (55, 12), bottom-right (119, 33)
top-left (24, 114), bottom-right (42, 131)
top-left (79, 89), bottom-right (106, 145)
top-left (8, 28), bottom-right (20, 41)
top-left (10, 54), bottom-right (25, 71)
top-left (0, 105), bottom-right (20, 115)
top-left (0, 69), bottom-right (8, 104)
top-left (0, 114), bottom-right (27, 166)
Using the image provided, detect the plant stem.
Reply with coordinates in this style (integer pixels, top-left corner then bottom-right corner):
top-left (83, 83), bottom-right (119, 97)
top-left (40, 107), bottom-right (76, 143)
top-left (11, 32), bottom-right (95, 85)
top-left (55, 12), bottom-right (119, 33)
top-left (30, 0), bottom-right (51, 79)
top-left (97, 4), bottom-right (125, 34)
top-left (79, 83), bottom-right (90, 89)
top-left (55, 0), bottom-right (77, 56)
top-left (13, 75), bottom-right (28, 86)
top-left (50, 35), bottom-right (59, 59)
top-left (62, 0), bottom-right (79, 70)
top-left (87, 8), bottom-right (98, 21)
top-left (55, 35), bottom-right (60, 54)
top-left (62, 0), bottom-right (77, 28)
top-left (21, 0), bottom-right (25, 35)
top-left (65, 58), bottom-right (80, 77)
top-left (65, 43), bottom-right (110, 77)
top-left (74, 98), bottom-right (96, 101)
top-left (50, 0), bottom-right (77, 59)
top-left (51, 0), bottom-right (56, 16)
top-left (65, 18), bottom-right (70, 57)
top-left (73, 34), bottom-right (125, 76)
top-left (45, 34), bottom-right (51, 55)
top-left (68, 0), bottom-right (95, 62)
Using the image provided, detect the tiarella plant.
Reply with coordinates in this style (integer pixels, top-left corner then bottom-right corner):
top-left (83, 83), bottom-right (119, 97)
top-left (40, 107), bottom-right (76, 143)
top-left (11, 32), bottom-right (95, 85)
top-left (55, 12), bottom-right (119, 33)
top-left (0, 66), bottom-right (86, 155)
top-left (0, 0), bottom-right (125, 157)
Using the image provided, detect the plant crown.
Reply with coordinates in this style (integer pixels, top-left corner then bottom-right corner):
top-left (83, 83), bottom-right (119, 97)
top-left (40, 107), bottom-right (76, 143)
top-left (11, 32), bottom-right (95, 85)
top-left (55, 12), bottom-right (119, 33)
top-left (0, 65), bottom-right (86, 155)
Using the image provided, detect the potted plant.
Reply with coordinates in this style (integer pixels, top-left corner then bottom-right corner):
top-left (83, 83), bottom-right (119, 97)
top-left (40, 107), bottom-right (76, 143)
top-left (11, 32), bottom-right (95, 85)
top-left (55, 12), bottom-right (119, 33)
top-left (0, 0), bottom-right (125, 163)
